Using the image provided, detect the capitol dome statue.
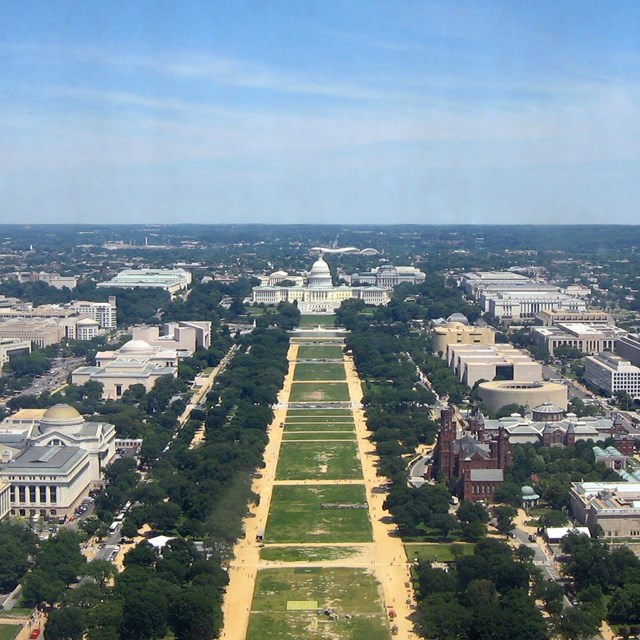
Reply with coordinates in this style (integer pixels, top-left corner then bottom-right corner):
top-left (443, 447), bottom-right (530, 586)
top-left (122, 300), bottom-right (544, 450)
top-left (307, 255), bottom-right (333, 288)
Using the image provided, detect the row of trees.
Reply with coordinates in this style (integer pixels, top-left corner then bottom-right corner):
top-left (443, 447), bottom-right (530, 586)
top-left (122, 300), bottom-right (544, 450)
top-left (340, 312), bottom-right (448, 538)
top-left (34, 312), bottom-right (291, 638)
top-left (416, 536), bottom-right (606, 640)
top-left (416, 538), bottom-right (551, 640)
top-left (497, 441), bottom-right (620, 511)
top-left (561, 532), bottom-right (640, 628)
top-left (42, 538), bottom-right (227, 640)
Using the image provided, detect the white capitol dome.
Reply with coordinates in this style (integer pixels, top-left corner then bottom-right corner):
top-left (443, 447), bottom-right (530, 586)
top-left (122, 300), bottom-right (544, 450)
top-left (307, 256), bottom-right (333, 288)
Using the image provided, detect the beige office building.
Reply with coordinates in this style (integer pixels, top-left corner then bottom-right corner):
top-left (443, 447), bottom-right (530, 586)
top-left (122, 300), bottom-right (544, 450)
top-left (535, 309), bottom-right (613, 327)
top-left (432, 322), bottom-right (495, 357)
top-left (0, 319), bottom-right (64, 347)
top-left (570, 482), bottom-right (640, 539)
top-left (446, 344), bottom-right (542, 388)
top-left (530, 323), bottom-right (623, 356)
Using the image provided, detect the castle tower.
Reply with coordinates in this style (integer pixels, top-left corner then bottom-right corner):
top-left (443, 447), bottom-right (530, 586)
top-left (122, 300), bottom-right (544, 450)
top-left (497, 426), bottom-right (510, 470)
top-left (437, 406), bottom-right (457, 481)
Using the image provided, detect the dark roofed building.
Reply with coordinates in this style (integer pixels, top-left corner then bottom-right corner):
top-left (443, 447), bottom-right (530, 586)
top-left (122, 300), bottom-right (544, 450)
top-left (432, 407), bottom-right (510, 502)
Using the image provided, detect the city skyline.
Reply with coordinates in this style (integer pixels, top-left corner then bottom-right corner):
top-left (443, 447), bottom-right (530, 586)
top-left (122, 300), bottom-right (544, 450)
top-left (2, 1), bottom-right (640, 225)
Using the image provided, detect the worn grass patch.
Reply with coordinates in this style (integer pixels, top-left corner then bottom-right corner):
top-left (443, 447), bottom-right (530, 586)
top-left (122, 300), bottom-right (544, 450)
top-left (266, 485), bottom-right (372, 543)
top-left (284, 423), bottom-right (354, 433)
top-left (276, 441), bottom-right (361, 479)
top-left (0, 626), bottom-right (21, 640)
top-left (296, 345), bottom-right (344, 360)
top-left (288, 383), bottom-right (350, 403)
top-left (260, 545), bottom-right (361, 562)
top-left (298, 315), bottom-right (336, 328)
top-left (404, 542), bottom-right (475, 563)
top-left (283, 432), bottom-right (355, 441)
top-left (293, 363), bottom-right (346, 381)
top-left (286, 408), bottom-right (353, 417)
top-left (285, 415), bottom-right (355, 423)
top-left (247, 568), bottom-right (390, 640)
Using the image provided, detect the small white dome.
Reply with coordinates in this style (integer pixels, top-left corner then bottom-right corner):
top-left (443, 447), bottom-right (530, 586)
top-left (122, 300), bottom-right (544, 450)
top-left (119, 339), bottom-right (155, 354)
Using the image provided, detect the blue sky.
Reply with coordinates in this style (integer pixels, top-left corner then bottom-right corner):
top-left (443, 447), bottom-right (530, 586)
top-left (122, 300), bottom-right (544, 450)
top-left (2, 1), bottom-right (640, 224)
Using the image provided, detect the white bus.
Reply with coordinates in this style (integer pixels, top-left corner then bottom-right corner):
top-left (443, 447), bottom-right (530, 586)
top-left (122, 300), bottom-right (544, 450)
top-left (108, 521), bottom-right (119, 534)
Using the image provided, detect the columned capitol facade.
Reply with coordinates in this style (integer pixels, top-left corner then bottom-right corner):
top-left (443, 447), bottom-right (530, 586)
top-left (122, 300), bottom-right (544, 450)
top-left (251, 255), bottom-right (390, 314)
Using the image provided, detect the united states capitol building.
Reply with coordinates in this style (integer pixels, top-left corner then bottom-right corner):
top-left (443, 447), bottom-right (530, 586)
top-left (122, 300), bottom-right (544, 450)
top-left (251, 255), bottom-right (390, 314)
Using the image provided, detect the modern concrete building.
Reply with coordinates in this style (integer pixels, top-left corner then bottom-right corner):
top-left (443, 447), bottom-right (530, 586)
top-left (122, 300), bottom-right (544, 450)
top-left (0, 338), bottom-right (31, 370)
top-left (584, 352), bottom-right (640, 398)
top-left (97, 268), bottom-right (192, 294)
top-left (570, 482), bottom-right (640, 539)
top-left (74, 318), bottom-right (100, 340)
top-left (446, 344), bottom-right (542, 388)
top-left (432, 322), bottom-right (495, 357)
top-left (251, 255), bottom-right (390, 314)
top-left (616, 334), bottom-right (640, 367)
top-left (477, 380), bottom-right (568, 414)
top-left (72, 339), bottom-right (178, 399)
top-left (131, 321), bottom-right (211, 354)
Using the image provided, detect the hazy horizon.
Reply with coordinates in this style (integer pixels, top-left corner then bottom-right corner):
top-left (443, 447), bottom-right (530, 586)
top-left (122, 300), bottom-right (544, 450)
top-left (2, 1), bottom-right (640, 225)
